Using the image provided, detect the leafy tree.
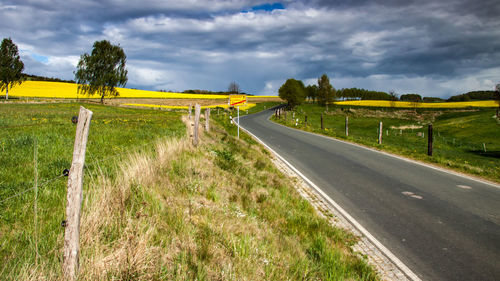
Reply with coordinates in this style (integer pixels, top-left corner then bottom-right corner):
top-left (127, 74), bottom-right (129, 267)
top-left (306, 84), bottom-right (318, 103)
top-left (228, 81), bottom-right (240, 94)
top-left (75, 40), bottom-right (127, 104)
top-left (317, 74), bottom-right (335, 106)
top-left (0, 38), bottom-right (25, 100)
top-left (400, 93), bottom-right (422, 102)
top-left (278, 78), bottom-right (306, 109)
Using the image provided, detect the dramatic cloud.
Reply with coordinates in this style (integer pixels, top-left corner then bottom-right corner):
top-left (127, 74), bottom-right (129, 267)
top-left (1, 0), bottom-right (499, 97)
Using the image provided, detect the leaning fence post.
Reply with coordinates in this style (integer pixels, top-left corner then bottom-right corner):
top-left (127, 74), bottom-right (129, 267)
top-left (378, 122), bottom-right (383, 144)
top-left (193, 104), bottom-right (201, 146)
top-left (428, 124), bottom-right (433, 156)
top-left (63, 106), bottom-right (93, 281)
top-left (205, 108), bottom-right (210, 132)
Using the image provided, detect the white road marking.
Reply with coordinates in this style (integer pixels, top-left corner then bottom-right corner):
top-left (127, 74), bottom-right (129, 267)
top-left (457, 185), bottom-right (472, 190)
top-left (266, 117), bottom-right (500, 189)
top-left (238, 122), bottom-right (422, 281)
top-left (402, 191), bottom-right (423, 200)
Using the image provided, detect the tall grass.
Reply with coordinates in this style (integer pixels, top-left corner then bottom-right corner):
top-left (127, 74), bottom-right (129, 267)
top-left (0, 103), bottom-right (185, 279)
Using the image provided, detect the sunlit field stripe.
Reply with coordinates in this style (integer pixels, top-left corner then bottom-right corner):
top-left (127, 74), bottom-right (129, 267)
top-left (124, 103), bottom-right (257, 110)
top-left (8, 81), bottom-right (282, 100)
top-left (334, 100), bottom-right (498, 108)
top-left (9, 81), bottom-right (228, 99)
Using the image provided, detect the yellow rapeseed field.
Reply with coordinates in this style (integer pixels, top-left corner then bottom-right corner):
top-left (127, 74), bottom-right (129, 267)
top-left (7, 81), bottom-right (281, 101)
top-left (335, 100), bottom-right (498, 108)
top-left (124, 103), bottom-right (257, 110)
top-left (8, 81), bottom-right (228, 99)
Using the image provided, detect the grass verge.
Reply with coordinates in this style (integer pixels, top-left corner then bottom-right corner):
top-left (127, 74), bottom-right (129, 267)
top-left (1, 103), bottom-right (377, 280)
top-left (273, 103), bottom-right (500, 183)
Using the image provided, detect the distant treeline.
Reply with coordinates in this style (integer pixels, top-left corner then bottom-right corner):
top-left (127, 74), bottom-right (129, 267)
top-left (23, 73), bottom-right (75, 83)
top-left (447, 91), bottom-right (497, 102)
top-left (338, 88), bottom-right (393, 100)
top-left (337, 88), bottom-right (497, 103)
top-left (182, 89), bottom-right (252, 96)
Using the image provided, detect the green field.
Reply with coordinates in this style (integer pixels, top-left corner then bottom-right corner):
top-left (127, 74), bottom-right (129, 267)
top-left (0, 102), bottom-right (377, 280)
top-left (0, 103), bottom-right (185, 278)
top-left (273, 103), bottom-right (500, 182)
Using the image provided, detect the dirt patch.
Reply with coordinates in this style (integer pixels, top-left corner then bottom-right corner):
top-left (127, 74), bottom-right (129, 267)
top-left (247, 97), bottom-right (282, 103)
top-left (106, 98), bottom-right (227, 107)
top-left (390, 125), bottom-right (423, 130)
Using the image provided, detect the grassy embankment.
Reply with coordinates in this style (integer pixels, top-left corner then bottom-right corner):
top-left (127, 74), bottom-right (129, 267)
top-left (273, 103), bottom-right (500, 183)
top-left (0, 102), bottom-right (377, 280)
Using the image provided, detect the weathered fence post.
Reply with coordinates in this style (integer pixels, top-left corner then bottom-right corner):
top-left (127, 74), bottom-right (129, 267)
top-left (63, 106), bottom-right (93, 281)
top-left (378, 122), bottom-right (383, 144)
top-left (345, 116), bottom-right (349, 136)
top-left (34, 138), bottom-right (39, 265)
top-left (193, 104), bottom-right (201, 146)
top-left (305, 115), bottom-right (307, 127)
top-left (188, 104), bottom-right (192, 120)
top-left (321, 114), bottom-right (324, 130)
top-left (428, 124), bottom-right (433, 156)
top-left (205, 108), bottom-right (210, 132)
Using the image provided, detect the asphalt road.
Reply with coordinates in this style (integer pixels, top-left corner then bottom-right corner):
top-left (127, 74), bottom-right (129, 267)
top-left (238, 108), bottom-right (500, 281)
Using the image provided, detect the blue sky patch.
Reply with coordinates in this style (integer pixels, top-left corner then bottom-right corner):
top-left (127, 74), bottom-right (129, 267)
top-left (31, 53), bottom-right (49, 63)
top-left (250, 3), bottom-right (284, 12)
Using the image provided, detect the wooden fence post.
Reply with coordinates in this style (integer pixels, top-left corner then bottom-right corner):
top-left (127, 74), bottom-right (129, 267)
top-left (205, 108), bottom-right (210, 132)
top-left (428, 124), bottom-right (433, 156)
top-left (193, 104), bottom-right (201, 146)
top-left (378, 122), bottom-right (383, 144)
top-left (305, 115), bottom-right (307, 127)
top-left (345, 116), bottom-right (349, 136)
top-left (188, 104), bottom-right (192, 120)
top-left (321, 114), bottom-right (324, 130)
top-left (63, 106), bottom-right (93, 281)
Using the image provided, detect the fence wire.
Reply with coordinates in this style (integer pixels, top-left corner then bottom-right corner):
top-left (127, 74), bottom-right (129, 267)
top-left (0, 174), bottom-right (65, 204)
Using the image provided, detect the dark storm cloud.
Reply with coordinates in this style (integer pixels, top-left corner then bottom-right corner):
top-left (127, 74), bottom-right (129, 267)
top-left (0, 0), bottom-right (499, 97)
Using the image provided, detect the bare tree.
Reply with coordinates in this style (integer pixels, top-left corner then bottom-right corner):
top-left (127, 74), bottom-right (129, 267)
top-left (495, 83), bottom-right (500, 118)
top-left (228, 81), bottom-right (240, 94)
top-left (389, 90), bottom-right (398, 108)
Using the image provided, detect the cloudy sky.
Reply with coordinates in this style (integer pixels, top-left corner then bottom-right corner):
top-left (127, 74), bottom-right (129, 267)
top-left (1, 0), bottom-right (499, 97)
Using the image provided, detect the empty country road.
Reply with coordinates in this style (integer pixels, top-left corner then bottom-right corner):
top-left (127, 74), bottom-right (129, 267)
top-left (238, 108), bottom-right (500, 281)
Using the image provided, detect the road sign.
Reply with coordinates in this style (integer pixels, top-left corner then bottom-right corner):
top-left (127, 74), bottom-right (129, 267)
top-left (229, 94), bottom-right (247, 106)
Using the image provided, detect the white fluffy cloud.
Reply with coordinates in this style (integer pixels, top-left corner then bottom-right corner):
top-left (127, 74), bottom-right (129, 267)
top-left (1, 0), bottom-right (499, 97)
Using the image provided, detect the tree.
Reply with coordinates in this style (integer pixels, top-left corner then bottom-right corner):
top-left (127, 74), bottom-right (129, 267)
top-left (74, 40), bottom-right (127, 104)
top-left (0, 38), bottom-right (25, 100)
top-left (317, 74), bottom-right (335, 107)
top-left (400, 93), bottom-right (422, 102)
top-left (389, 90), bottom-right (398, 108)
top-left (228, 81), bottom-right (240, 94)
top-left (278, 78), bottom-right (306, 109)
top-left (306, 84), bottom-right (318, 103)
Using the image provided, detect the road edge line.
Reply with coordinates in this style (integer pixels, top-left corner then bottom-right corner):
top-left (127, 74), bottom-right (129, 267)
top-left (238, 122), bottom-right (422, 281)
top-left (265, 116), bottom-right (500, 189)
